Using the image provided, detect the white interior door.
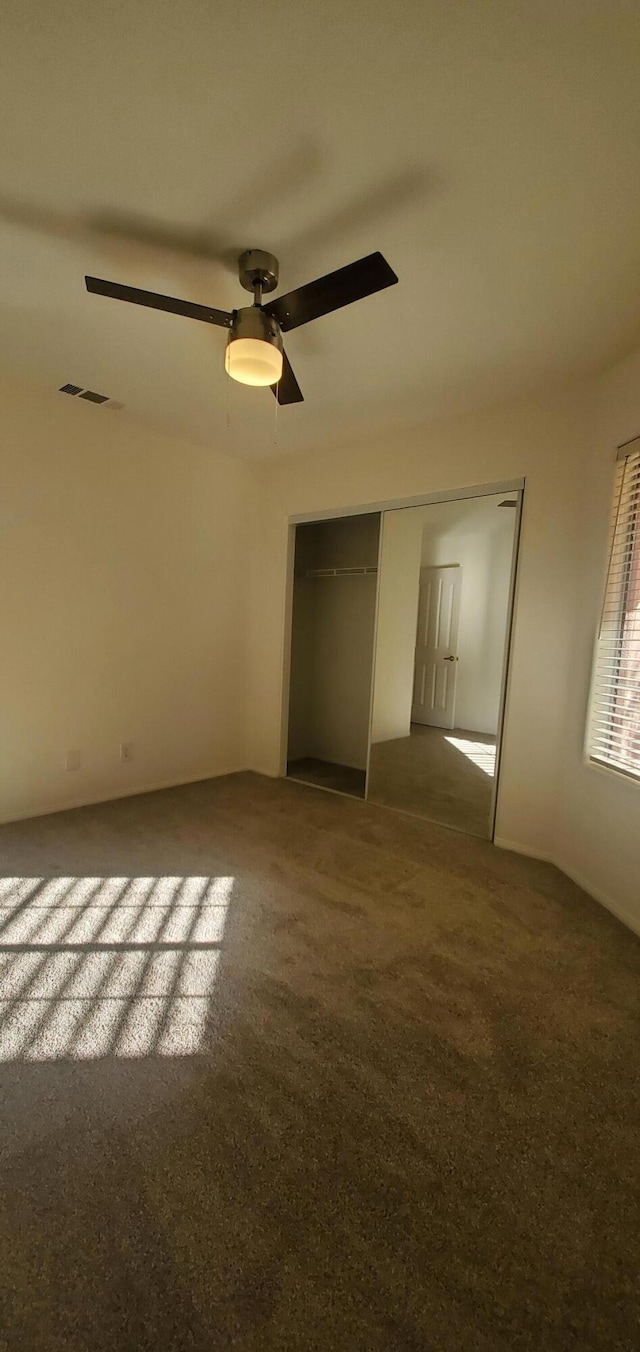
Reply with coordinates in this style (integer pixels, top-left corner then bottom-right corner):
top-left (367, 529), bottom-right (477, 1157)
top-left (412, 565), bottom-right (461, 728)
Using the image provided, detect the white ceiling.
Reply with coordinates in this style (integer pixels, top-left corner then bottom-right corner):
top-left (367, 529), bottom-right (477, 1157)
top-left (1, 1), bottom-right (640, 457)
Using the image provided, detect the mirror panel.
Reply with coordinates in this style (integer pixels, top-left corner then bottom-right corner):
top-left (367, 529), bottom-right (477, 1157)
top-left (366, 494), bottom-right (519, 837)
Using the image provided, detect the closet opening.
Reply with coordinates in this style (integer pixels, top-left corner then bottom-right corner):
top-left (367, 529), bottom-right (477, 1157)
top-left (286, 513), bottom-right (381, 799)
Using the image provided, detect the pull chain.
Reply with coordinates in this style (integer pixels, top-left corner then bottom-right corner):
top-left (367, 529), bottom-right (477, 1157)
top-left (226, 349), bottom-right (232, 454)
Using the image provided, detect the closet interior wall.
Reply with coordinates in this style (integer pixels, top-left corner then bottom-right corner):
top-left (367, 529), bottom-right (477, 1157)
top-left (287, 513), bottom-right (380, 798)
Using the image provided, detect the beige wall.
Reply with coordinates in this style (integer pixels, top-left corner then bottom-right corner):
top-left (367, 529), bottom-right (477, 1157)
top-left (302, 574), bottom-right (377, 769)
top-left (0, 375), bottom-right (251, 822)
top-left (287, 577), bottom-right (316, 763)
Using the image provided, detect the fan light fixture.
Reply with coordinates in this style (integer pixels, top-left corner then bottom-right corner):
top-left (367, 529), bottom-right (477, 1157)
top-left (224, 302), bottom-right (283, 388)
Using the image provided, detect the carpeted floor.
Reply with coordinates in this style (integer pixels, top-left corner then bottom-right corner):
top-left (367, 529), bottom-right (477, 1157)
top-left (0, 772), bottom-right (639, 1350)
top-left (368, 724), bottom-right (497, 836)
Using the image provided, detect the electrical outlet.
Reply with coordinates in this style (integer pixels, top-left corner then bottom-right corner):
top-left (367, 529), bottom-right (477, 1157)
top-left (65, 749), bottom-right (81, 772)
top-left (120, 741), bottom-right (134, 763)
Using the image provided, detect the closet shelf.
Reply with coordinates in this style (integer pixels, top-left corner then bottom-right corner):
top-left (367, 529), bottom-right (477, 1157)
top-left (303, 566), bottom-right (378, 578)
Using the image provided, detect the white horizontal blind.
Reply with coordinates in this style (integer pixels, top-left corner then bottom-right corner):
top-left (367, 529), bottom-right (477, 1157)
top-left (588, 441), bottom-right (640, 779)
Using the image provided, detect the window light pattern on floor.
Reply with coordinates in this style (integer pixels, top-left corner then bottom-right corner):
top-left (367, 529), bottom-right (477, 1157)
top-left (0, 875), bottom-right (233, 1062)
top-left (444, 737), bottom-right (497, 776)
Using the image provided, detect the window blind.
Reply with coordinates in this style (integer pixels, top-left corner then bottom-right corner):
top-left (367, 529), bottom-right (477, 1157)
top-left (588, 439), bottom-right (640, 780)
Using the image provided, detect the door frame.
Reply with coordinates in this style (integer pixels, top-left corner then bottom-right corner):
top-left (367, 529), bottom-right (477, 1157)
top-left (490, 485), bottom-right (524, 840)
top-left (279, 478), bottom-right (525, 842)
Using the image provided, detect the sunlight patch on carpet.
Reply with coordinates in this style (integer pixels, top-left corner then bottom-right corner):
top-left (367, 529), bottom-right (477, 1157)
top-left (0, 875), bottom-right (233, 1061)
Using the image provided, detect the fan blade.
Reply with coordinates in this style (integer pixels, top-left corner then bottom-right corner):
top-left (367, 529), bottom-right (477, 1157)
top-left (85, 276), bottom-right (233, 328)
top-left (272, 349), bottom-right (304, 405)
top-left (263, 252), bottom-right (397, 333)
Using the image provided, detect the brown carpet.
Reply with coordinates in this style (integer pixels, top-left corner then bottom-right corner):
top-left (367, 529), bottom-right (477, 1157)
top-left (0, 772), bottom-right (638, 1350)
top-left (368, 724), bottom-right (497, 837)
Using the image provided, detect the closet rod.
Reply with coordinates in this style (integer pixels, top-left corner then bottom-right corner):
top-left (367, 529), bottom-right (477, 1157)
top-left (303, 566), bottom-right (378, 578)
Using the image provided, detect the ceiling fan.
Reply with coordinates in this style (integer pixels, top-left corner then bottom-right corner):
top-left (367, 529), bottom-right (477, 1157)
top-left (85, 248), bottom-right (397, 405)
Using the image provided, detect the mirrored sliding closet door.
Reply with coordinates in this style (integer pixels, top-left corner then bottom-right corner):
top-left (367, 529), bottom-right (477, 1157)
top-left (366, 493), bottom-right (520, 838)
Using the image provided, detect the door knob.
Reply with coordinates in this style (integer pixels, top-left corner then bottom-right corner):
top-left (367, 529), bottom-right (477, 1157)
top-left (443, 655), bottom-right (457, 662)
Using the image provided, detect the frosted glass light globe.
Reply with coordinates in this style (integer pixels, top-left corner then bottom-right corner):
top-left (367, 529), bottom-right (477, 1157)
top-left (225, 337), bottom-right (283, 387)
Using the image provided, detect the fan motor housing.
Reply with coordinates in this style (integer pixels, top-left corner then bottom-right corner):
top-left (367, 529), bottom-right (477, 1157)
top-left (238, 249), bottom-right (279, 295)
top-left (229, 305), bottom-right (283, 350)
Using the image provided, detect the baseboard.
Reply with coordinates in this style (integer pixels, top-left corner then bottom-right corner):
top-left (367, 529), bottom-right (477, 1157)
top-left (553, 858), bottom-right (640, 939)
top-left (493, 836), bottom-right (551, 863)
top-left (495, 836), bottom-right (640, 939)
top-left (0, 766), bottom-right (250, 827)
